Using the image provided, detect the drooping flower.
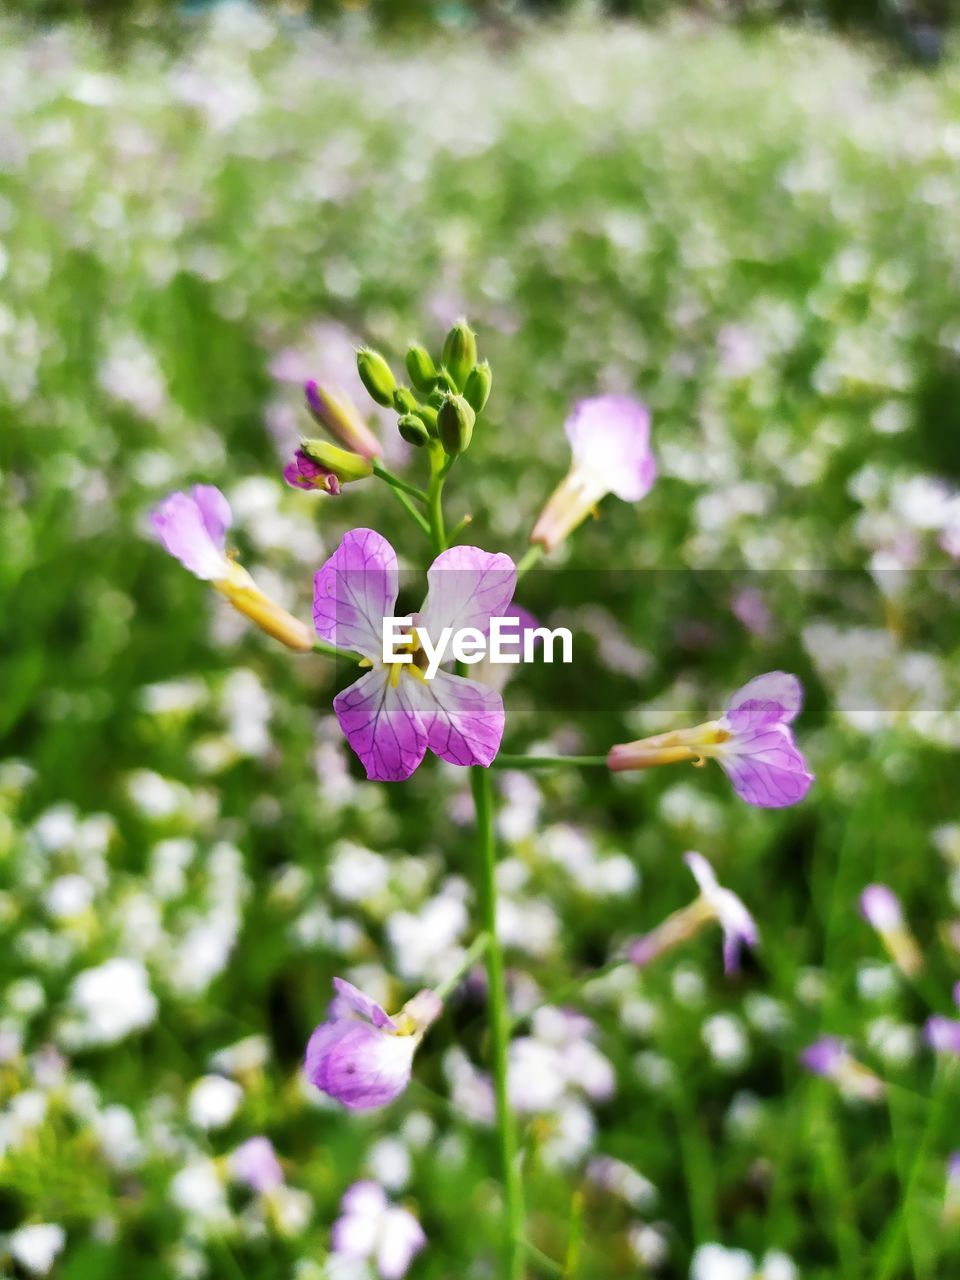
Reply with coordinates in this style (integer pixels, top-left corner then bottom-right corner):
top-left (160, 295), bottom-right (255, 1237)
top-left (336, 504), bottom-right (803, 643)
top-left (800, 1036), bottom-right (885, 1102)
top-left (313, 529), bottom-right (516, 781)
top-left (330, 1181), bottom-right (426, 1280)
top-left (151, 486), bottom-right (312, 651)
top-left (628, 851), bottom-right (758, 974)
top-left (305, 379), bottom-right (382, 460)
top-left (608, 671), bottom-right (813, 808)
top-left (305, 978), bottom-right (442, 1111)
top-left (530, 395), bottom-right (656, 553)
top-left (859, 884), bottom-right (922, 977)
top-left (282, 448), bottom-right (341, 494)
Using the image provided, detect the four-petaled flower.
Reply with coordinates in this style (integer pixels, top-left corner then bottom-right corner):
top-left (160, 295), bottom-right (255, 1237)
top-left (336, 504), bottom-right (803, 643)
top-left (628, 851), bottom-right (758, 974)
top-left (608, 671), bottom-right (814, 808)
top-left (305, 978), bottom-right (441, 1111)
top-left (151, 485), bottom-right (313, 651)
top-left (330, 1181), bottom-right (426, 1280)
top-left (314, 529), bottom-right (516, 781)
top-left (530, 395), bottom-right (656, 553)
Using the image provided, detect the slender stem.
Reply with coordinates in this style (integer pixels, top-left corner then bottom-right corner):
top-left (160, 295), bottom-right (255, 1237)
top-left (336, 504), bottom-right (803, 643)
top-left (516, 544), bottom-right (543, 579)
top-left (432, 932), bottom-right (490, 1002)
top-left (372, 459), bottom-right (429, 502)
top-left (312, 638), bottom-right (362, 663)
top-left (448, 512), bottom-right (473, 543)
top-left (377, 480), bottom-right (432, 537)
top-left (492, 753), bottom-right (609, 770)
top-left (563, 1192), bottom-right (584, 1278)
top-left (470, 766), bottom-right (525, 1280)
top-left (426, 443), bottom-right (449, 554)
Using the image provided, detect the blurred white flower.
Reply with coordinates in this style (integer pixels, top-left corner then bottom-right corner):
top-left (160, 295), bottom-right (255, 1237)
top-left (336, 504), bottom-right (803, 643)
top-left (8, 1223), bottom-right (65, 1276)
top-left (188, 1075), bottom-right (243, 1130)
top-left (67, 957), bottom-right (157, 1046)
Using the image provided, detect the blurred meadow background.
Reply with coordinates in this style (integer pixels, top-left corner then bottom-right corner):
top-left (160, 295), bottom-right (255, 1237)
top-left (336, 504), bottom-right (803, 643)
top-left (4, 1), bottom-right (960, 1277)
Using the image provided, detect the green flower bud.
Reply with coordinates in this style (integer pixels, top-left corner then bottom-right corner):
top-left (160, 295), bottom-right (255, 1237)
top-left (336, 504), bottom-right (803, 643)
top-left (405, 345), bottom-right (438, 392)
top-left (441, 321), bottom-right (477, 391)
top-left (463, 361), bottom-right (492, 415)
top-left (356, 348), bottom-right (397, 407)
top-left (437, 393), bottom-right (476, 457)
top-left (397, 414), bottom-right (431, 447)
top-left (413, 403), bottom-right (438, 434)
top-left (392, 386), bottom-right (419, 415)
top-left (299, 437), bottom-right (374, 485)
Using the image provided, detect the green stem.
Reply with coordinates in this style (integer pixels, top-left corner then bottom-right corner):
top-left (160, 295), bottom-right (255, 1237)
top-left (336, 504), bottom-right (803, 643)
top-left (312, 638), bottom-right (362, 663)
top-left (372, 459), bottom-right (429, 502)
top-left (376, 478), bottom-right (432, 537)
top-left (492, 753), bottom-right (609, 770)
top-left (433, 932), bottom-right (490, 1002)
top-left (470, 766), bottom-right (525, 1280)
top-left (426, 443), bottom-right (449, 554)
top-left (516, 544), bottom-right (543, 579)
top-left (448, 513), bottom-right (474, 543)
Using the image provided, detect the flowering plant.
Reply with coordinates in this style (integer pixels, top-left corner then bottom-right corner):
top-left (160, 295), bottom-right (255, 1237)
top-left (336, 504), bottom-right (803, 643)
top-left (153, 320), bottom-right (816, 1277)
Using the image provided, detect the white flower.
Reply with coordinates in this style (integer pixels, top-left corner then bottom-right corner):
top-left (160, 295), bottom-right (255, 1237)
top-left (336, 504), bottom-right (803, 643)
top-left (690, 1243), bottom-right (755, 1280)
top-left (68, 957), bottom-right (157, 1046)
top-left (188, 1075), bottom-right (243, 1130)
top-left (8, 1224), bottom-right (66, 1275)
top-left (331, 1182), bottom-right (425, 1280)
top-left (169, 1159), bottom-right (230, 1231)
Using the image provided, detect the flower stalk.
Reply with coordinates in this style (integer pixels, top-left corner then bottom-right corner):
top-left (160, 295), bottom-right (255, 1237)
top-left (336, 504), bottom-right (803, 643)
top-left (470, 765), bottom-right (526, 1280)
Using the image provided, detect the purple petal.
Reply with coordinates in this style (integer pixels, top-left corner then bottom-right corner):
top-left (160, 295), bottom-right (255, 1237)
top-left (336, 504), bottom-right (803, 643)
top-left (192, 484), bottom-right (232, 546)
top-left (151, 489), bottom-right (230, 580)
top-left (563, 395), bottom-right (656, 502)
top-left (418, 545), bottom-right (517, 640)
top-left (725, 671), bottom-right (803, 730)
top-left (340, 1180), bottom-right (388, 1218)
top-left (377, 1207), bottom-right (427, 1280)
top-left (305, 1020), bottom-right (415, 1110)
top-left (334, 668), bottom-right (428, 782)
top-left (717, 725), bottom-right (814, 808)
top-left (413, 671), bottom-right (505, 768)
top-left (332, 977), bottom-right (397, 1030)
top-left (800, 1036), bottom-right (846, 1078)
top-left (859, 884), bottom-right (902, 932)
top-left (926, 1016), bottom-right (960, 1055)
top-left (228, 1137), bottom-right (284, 1194)
top-left (313, 528), bottom-right (399, 659)
top-left (283, 450), bottom-right (340, 494)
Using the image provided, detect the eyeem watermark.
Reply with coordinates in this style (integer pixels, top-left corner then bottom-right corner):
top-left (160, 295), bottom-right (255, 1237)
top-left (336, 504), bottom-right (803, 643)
top-left (383, 616), bottom-right (573, 680)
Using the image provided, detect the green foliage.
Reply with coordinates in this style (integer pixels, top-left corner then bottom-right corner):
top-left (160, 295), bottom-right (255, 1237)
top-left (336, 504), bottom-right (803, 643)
top-left (2, 9), bottom-right (960, 1279)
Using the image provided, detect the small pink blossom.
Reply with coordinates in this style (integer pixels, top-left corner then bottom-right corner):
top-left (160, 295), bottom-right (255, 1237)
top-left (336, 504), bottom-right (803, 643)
top-left (228, 1137), bottom-right (284, 1194)
top-left (530, 396), bottom-right (655, 553)
top-left (282, 448), bottom-right (341, 494)
top-left (331, 1181), bottom-right (426, 1280)
top-left (608, 671), bottom-right (813, 808)
top-left (314, 529), bottom-right (516, 781)
top-left (305, 978), bottom-right (441, 1111)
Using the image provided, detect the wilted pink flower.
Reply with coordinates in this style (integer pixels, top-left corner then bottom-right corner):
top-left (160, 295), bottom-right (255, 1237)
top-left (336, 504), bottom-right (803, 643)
top-left (629, 851), bottom-right (758, 974)
top-left (608, 671), bottom-right (813, 808)
top-left (228, 1137), bottom-right (284, 1194)
top-left (314, 529), bottom-right (516, 781)
top-left (860, 884), bottom-right (922, 977)
top-left (331, 1181), bottom-right (425, 1280)
top-left (305, 978), bottom-right (441, 1111)
top-left (530, 396), bottom-right (655, 553)
top-left (800, 1036), bottom-right (884, 1102)
top-left (282, 448), bottom-right (341, 494)
top-left (151, 486), bottom-right (312, 651)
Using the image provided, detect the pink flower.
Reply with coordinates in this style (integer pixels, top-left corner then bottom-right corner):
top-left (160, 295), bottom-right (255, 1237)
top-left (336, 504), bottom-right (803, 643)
top-left (151, 486), bottom-right (312, 651)
top-left (860, 884), bottom-right (922, 977)
top-left (608, 671), bottom-right (813, 808)
top-left (331, 1181), bottom-right (425, 1280)
top-left (800, 1036), bottom-right (885, 1102)
top-left (530, 396), bottom-right (655, 553)
top-left (282, 448), bottom-right (341, 494)
top-left (628, 851), bottom-right (758, 974)
top-left (925, 1016), bottom-right (960, 1055)
top-left (228, 1137), bottom-right (284, 1194)
top-left (314, 529), bottom-right (516, 781)
top-left (305, 978), bottom-right (441, 1111)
